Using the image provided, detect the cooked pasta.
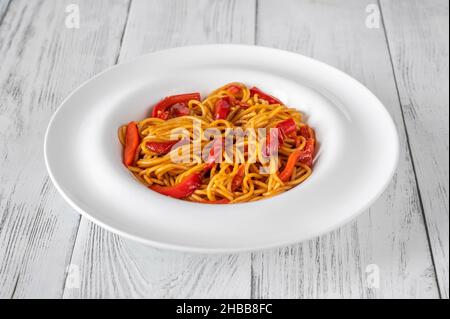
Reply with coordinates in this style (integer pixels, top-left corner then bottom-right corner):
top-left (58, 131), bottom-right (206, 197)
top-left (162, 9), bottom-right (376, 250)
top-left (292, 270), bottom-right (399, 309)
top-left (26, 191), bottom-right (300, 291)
top-left (118, 83), bottom-right (316, 204)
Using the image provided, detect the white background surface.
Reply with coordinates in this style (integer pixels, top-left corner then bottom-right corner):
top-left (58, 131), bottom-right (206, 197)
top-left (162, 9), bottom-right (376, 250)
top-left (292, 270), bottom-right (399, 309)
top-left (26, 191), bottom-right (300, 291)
top-left (0, 0), bottom-right (448, 298)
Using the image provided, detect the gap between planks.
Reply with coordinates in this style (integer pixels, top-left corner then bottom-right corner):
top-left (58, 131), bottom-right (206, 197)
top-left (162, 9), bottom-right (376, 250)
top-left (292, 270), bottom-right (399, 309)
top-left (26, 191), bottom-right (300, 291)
top-left (378, 0), bottom-right (444, 299)
top-left (57, 0), bottom-right (134, 295)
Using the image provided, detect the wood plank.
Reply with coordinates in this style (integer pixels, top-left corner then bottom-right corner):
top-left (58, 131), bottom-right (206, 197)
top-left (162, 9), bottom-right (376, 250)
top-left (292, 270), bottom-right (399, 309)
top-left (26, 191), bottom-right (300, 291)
top-left (0, 0), bottom-right (129, 298)
top-left (63, 0), bottom-right (255, 299)
top-left (0, 0), bottom-right (10, 21)
top-left (252, 0), bottom-right (440, 298)
top-left (380, 0), bottom-right (449, 298)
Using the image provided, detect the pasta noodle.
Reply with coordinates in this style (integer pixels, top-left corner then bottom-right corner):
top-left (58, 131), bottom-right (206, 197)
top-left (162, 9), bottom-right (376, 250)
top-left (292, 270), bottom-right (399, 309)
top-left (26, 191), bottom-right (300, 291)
top-left (118, 83), bottom-right (316, 204)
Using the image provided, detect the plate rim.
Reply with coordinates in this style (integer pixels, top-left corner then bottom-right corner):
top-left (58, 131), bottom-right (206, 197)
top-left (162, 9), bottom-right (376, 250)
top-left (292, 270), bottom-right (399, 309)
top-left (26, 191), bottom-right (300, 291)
top-left (44, 44), bottom-right (400, 253)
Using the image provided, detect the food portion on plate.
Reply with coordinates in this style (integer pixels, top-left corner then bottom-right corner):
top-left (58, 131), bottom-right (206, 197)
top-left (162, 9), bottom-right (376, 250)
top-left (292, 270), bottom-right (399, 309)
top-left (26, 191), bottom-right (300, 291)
top-left (118, 83), bottom-right (316, 204)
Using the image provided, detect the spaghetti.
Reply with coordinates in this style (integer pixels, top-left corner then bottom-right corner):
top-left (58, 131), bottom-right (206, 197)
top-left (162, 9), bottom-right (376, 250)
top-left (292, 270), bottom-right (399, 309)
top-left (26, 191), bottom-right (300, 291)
top-left (118, 83), bottom-right (316, 204)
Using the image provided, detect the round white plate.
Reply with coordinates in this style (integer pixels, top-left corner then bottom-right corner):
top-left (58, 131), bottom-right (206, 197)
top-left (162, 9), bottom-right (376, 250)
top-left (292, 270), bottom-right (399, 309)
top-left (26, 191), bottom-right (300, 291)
top-left (44, 45), bottom-right (399, 252)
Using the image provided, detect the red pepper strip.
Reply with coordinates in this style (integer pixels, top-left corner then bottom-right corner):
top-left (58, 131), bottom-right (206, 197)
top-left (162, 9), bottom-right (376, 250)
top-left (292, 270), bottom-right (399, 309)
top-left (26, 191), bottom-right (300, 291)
top-left (223, 85), bottom-right (248, 108)
top-left (123, 122), bottom-right (140, 166)
top-left (264, 128), bottom-right (282, 157)
top-left (250, 87), bottom-right (282, 104)
top-left (277, 118), bottom-right (297, 138)
top-left (296, 125), bottom-right (311, 147)
top-left (150, 173), bottom-right (202, 199)
top-left (214, 97), bottom-right (232, 120)
top-left (299, 125), bottom-right (315, 140)
top-left (204, 138), bottom-right (223, 171)
top-left (231, 165), bottom-right (245, 191)
top-left (264, 118), bottom-right (298, 155)
top-left (151, 93), bottom-right (201, 119)
top-left (227, 84), bottom-right (241, 95)
top-left (279, 138), bottom-right (315, 182)
top-left (169, 103), bottom-right (190, 117)
top-left (145, 140), bottom-right (180, 155)
top-left (299, 125), bottom-right (310, 138)
top-left (297, 138), bottom-right (315, 167)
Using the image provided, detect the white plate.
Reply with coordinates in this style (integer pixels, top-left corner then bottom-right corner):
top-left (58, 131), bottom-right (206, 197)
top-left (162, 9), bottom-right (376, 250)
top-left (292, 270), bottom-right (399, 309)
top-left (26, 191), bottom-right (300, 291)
top-left (44, 45), bottom-right (399, 253)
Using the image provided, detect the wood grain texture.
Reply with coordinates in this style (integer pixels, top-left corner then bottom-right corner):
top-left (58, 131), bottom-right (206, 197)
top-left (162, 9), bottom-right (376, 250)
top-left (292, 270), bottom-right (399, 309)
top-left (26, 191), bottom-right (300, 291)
top-left (63, 0), bottom-right (256, 299)
top-left (118, 0), bottom-right (255, 62)
top-left (0, 0), bottom-right (445, 299)
top-left (251, 0), bottom-right (440, 298)
top-left (0, 0), bottom-right (129, 298)
top-left (0, 0), bottom-right (10, 22)
top-left (380, 0), bottom-right (449, 298)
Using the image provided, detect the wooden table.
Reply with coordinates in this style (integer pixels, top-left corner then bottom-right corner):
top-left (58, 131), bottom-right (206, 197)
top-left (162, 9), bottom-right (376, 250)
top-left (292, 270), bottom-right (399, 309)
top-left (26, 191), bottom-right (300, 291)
top-left (0, 0), bottom-right (448, 299)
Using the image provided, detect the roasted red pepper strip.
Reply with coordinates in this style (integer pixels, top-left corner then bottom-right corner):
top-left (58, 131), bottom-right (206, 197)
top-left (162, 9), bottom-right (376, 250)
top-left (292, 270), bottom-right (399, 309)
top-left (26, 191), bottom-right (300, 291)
top-left (264, 118), bottom-right (298, 156)
top-left (264, 128), bottom-right (282, 157)
top-left (264, 120), bottom-right (291, 154)
top-left (277, 118), bottom-right (297, 138)
top-left (299, 125), bottom-right (315, 139)
top-left (214, 97), bottom-right (232, 120)
top-left (296, 125), bottom-right (315, 147)
top-left (151, 93), bottom-right (201, 119)
top-left (299, 125), bottom-right (310, 138)
top-left (226, 84), bottom-right (241, 95)
top-left (210, 138), bottom-right (223, 163)
top-left (145, 140), bottom-right (180, 155)
top-left (279, 138), bottom-right (315, 182)
top-left (204, 138), bottom-right (223, 171)
top-left (231, 165), bottom-right (245, 191)
top-left (250, 87), bottom-right (282, 104)
top-left (222, 85), bottom-right (248, 108)
top-left (123, 122), bottom-right (140, 166)
top-left (297, 138), bottom-right (315, 167)
top-left (150, 173), bottom-right (202, 199)
top-left (169, 103), bottom-right (190, 118)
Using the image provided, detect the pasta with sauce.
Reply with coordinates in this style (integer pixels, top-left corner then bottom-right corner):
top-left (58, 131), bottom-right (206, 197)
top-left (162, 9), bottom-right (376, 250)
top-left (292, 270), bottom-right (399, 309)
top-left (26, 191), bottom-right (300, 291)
top-left (118, 83), bottom-right (316, 204)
